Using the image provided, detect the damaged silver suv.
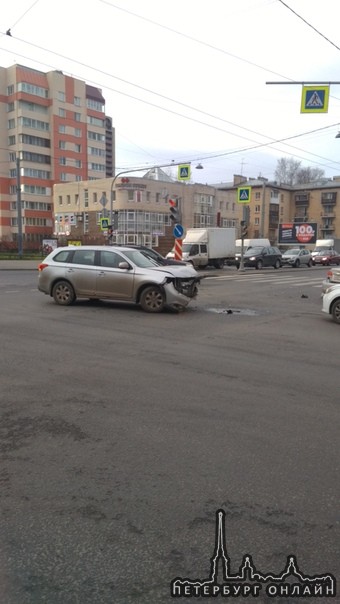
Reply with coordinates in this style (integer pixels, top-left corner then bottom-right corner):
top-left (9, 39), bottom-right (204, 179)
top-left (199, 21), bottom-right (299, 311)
top-left (38, 246), bottom-right (200, 313)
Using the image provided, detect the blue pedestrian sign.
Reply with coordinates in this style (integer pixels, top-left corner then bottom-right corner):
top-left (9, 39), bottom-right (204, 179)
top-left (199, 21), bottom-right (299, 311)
top-left (301, 86), bottom-right (329, 113)
top-left (173, 224), bottom-right (184, 239)
top-left (100, 217), bottom-right (110, 230)
top-left (178, 164), bottom-right (191, 181)
top-left (237, 186), bottom-right (251, 203)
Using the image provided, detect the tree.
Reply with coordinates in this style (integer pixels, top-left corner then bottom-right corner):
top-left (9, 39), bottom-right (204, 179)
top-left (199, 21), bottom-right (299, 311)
top-left (295, 167), bottom-right (325, 184)
top-left (274, 158), bottom-right (301, 185)
top-left (274, 158), bottom-right (325, 185)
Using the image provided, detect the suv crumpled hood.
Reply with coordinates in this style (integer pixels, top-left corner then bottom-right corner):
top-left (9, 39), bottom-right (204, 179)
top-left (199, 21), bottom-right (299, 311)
top-left (149, 265), bottom-right (200, 279)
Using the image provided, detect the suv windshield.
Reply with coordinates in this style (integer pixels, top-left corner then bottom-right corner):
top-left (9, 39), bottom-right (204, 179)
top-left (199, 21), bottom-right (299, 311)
top-left (245, 246), bottom-right (263, 256)
top-left (284, 249), bottom-right (299, 256)
top-left (122, 250), bottom-right (159, 268)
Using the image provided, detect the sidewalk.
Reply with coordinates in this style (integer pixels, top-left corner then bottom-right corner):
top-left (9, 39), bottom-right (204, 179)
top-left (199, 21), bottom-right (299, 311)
top-left (0, 260), bottom-right (40, 270)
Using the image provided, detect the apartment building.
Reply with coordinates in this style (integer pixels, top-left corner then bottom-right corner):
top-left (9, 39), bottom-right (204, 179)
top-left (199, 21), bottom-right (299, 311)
top-left (0, 63), bottom-right (115, 248)
top-left (53, 170), bottom-right (240, 256)
top-left (216, 174), bottom-right (340, 244)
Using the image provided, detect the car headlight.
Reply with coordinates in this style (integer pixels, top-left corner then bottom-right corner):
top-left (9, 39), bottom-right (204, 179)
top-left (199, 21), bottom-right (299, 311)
top-left (249, 256), bottom-right (256, 261)
top-left (324, 285), bottom-right (340, 295)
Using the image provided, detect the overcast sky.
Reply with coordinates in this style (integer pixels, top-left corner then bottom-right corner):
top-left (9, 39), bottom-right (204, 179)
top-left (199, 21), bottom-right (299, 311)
top-left (2, 0), bottom-right (340, 184)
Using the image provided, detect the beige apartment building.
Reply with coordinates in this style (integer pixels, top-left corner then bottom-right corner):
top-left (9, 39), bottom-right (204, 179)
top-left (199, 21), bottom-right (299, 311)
top-left (53, 171), bottom-right (340, 254)
top-left (53, 169), bottom-right (240, 255)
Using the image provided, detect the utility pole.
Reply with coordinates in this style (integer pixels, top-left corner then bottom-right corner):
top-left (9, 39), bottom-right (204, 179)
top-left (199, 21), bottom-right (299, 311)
top-left (16, 156), bottom-right (23, 257)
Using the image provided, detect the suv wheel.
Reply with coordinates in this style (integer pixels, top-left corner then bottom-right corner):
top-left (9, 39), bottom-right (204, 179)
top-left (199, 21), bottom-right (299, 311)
top-left (256, 260), bottom-right (263, 270)
top-left (331, 299), bottom-right (340, 323)
top-left (294, 259), bottom-right (300, 268)
top-left (140, 286), bottom-right (165, 313)
top-left (274, 259), bottom-right (281, 269)
top-left (52, 280), bottom-right (76, 305)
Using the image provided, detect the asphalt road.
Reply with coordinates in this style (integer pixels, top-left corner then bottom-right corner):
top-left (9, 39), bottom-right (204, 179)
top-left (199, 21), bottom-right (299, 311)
top-left (0, 267), bottom-right (339, 604)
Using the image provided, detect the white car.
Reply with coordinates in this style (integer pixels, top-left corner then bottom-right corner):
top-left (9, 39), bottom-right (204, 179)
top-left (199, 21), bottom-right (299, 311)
top-left (281, 248), bottom-right (312, 268)
top-left (322, 283), bottom-right (340, 324)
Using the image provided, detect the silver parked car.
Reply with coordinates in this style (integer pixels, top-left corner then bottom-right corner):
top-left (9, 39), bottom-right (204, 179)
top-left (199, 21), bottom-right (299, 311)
top-left (281, 248), bottom-right (312, 268)
top-left (38, 246), bottom-right (201, 313)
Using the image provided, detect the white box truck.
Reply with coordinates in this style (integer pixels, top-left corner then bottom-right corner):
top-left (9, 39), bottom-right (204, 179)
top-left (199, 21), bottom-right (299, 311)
top-left (167, 228), bottom-right (236, 269)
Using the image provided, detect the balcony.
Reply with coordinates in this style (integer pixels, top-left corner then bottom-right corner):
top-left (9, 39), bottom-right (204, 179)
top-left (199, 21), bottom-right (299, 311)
top-left (294, 194), bottom-right (309, 206)
top-left (321, 192), bottom-right (337, 205)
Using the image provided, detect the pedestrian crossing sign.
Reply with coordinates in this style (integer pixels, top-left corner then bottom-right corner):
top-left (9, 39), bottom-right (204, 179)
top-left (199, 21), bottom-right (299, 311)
top-left (237, 186), bottom-right (251, 203)
top-left (100, 217), bottom-right (109, 230)
top-left (301, 86), bottom-right (329, 113)
top-left (178, 164), bottom-right (191, 181)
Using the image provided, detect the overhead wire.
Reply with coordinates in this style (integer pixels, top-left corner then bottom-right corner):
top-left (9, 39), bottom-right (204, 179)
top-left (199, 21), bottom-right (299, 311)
top-left (1, 38), bottom-right (340, 173)
top-left (277, 0), bottom-right (340, 53)
top-left (2, 1), bottom-right (340, 173)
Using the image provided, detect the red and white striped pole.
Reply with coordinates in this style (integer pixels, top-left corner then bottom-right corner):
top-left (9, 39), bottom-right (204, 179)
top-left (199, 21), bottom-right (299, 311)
top-left (174, 238), bottom-right (183, 260)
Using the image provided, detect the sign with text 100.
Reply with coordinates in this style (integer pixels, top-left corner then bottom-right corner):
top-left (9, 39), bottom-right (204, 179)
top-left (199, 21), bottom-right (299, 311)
top-left (279, 223), bottom-right (317, 245)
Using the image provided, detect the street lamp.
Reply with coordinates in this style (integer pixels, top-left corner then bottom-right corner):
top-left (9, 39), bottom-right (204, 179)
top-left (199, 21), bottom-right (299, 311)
top-left (109, 161), bottom-right (194, 233)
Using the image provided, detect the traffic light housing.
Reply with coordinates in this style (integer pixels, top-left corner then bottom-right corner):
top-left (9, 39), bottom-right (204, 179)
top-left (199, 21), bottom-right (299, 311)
top-left (169, 198), bottom-right (181, 224)
top-left (240, 220), bottom-right (248, 238)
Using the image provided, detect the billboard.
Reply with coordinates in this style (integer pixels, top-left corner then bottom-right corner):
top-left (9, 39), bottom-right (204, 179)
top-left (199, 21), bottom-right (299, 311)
top-left (278, 223), bottom-right (317, 245)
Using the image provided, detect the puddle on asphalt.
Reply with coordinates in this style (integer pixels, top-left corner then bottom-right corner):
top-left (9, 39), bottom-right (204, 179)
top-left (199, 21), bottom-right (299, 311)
top-left (205, 307), bottom-right (260, 316)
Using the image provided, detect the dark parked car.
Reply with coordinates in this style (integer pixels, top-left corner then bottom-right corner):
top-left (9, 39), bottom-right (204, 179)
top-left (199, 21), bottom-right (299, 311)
top-left (312, 249), bottom-right (340, 266)
top-left (115, 245), bottom-right (187, 266)
top-left (236, 246), bottom-right (282, 270)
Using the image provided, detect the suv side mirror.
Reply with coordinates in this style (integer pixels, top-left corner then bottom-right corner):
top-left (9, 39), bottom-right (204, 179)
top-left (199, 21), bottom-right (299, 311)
top-left (118, 261), bottom-right (131, 270)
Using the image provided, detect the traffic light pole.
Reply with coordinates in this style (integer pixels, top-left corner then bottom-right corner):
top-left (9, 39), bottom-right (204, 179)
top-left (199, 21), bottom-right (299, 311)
top-left (109, 162), bottom-right (188, 243)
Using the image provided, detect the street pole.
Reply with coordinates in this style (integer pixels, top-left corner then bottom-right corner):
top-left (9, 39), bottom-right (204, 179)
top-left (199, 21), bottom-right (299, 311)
top-left (16, 156), bottom-right (23, 257)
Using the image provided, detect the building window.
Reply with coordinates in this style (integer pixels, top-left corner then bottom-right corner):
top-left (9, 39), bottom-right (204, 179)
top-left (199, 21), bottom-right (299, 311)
top-left (58, 196), bottom-right (63, 205)
top-left (74, 96), bottom-right (81, 106)
top-left (60, 173), bottom-right (67, 181)
top-left (59, 108), bottom-right (66, 117)
top-left (75, 144), bottom-right (81, 152)
top-left (84, 189), bottom-right (88, 208)
top-left (58, 91), bottom-right (65, 102)
top-left (75, 160), bottom-right (82, 168)
top-left (254, 217), bottom-right (260, 225)
top-left (59, 140), bottom-right (66, 149)
top-left (7, 85), bottom-right (14, 95)
top-left (8, 135), bottom-right (16, 145)
top-left (59, 157), bottom-right (66, 165)
top-left (255, 204), bottom-right (260, 213)
top-left (8, 119), bottom-right (15, 129)
top-left (59, 125), bottom-right (66, 134)
top-left (93, 192), bottom-right (97, 204)
top-left (128, 190), bottom-right (134, 201)
top-left (74, 128), bottom-right (82, 137)
top-left (67, 195), bottom-right (71, 205)
top-left (74, 112), bottom-right (81, 122)
top-left (255, 192), bottom-right (261, 200)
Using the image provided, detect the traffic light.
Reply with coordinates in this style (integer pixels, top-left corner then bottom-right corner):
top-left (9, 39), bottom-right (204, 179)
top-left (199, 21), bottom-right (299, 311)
top-left (240, 220), bottom-right (248, 238)
top-left (169, 198), bottom-right (181, 224)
